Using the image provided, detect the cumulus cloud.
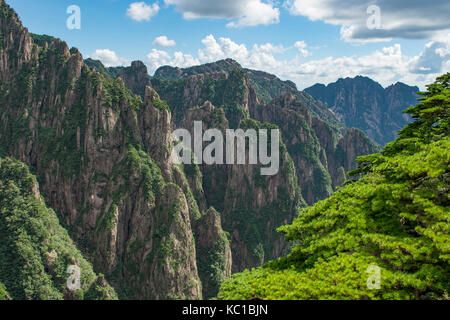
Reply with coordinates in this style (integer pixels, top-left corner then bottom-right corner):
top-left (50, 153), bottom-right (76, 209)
top-left (294, 41), bottom-right (309, 57)
top-left (409, 40), bottom-right (450, 74)
top-left (290, 44), bottom-right (407, 86)
top-left (146, 49), bottom-right (200, 72)
top-left (196, 35), bottom-right (292, 71)
top-left (89, 49), bottom-right (130, 67)
top-left (226, 1), bottom-right (279, 28)
top-left (146, 35), bottom-right (288, 73)
top-left (285, 0), bottom-right (450, 42)
top-left (153, 36), bottom-right (177, 47)
top-left (126, 2), bottom-right (160, 22)
top-left (164, 0), bottom-right (279, 27)
top-left (280, 42), bottom-right (448, 89)
top-left (145, 34), bottom-right (449, 90)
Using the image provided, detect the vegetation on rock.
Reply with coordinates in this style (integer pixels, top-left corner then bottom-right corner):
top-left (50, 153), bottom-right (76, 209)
top-left (218, 74), bottom-right (450, 300)
top-left (0, 157), bottom-right (117, 300)
top-left (2, 0), bottom-right (440, 301)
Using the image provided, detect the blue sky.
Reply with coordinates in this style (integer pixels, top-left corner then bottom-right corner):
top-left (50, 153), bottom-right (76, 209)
top-left (7, 0), bottom-right (450, 89)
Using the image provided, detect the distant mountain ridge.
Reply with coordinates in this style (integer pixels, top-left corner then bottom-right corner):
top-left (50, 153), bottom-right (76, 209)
top-left (82, 58), bottom-right (381, 207)
top-left (154, 58), bottom-right (298, 102)
top-left (87, 60), bottom-right (420, 146)
top-left (0, 0), bottom-right (381, 299)
top-left (153, 59), bottom-right (343, 129)
top-left (305, 76), bottom-right (420, 145)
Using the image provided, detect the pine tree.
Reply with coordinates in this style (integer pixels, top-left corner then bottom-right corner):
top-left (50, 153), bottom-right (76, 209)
top-left (218, 74), bottom-right (450, 300)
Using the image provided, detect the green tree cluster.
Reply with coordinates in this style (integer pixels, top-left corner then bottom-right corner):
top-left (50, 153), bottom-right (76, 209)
top-left (0, 157), bottom-right (118, 300)
top-left (218, 74), bottom-right (449, 300)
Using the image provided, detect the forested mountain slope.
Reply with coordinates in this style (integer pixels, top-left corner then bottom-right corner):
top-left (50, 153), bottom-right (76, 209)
top-left (0, 0), bottom-right (389, 299)
top-left (0, 0), bottom-right (229, 299)
top-left (151, 62), bottom-right (380, 205)
top-left (0, 157), bottom-right (117, 300)
top-left (306, 77), bottom-right (419, 145)
top-left (219, 73), bottom-right (449, 300)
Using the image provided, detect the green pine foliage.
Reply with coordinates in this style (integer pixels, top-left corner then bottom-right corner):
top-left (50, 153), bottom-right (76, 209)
top-left (152, 68), bottom-right (249, 128)
top-left (84, 58), bottom-right (124, 79)
top-left (153, 98), bottom-right (171, 112)
top-left (195, 208), bottom-right (231, 299)
top-left (0, 281), bottom-right (10, 300)
top-left (218, 73), bottom-right (450, 300)
top-left (30, 33), bottom-right (56, 48)
top-left (0, 157), bottom-right (118, 300)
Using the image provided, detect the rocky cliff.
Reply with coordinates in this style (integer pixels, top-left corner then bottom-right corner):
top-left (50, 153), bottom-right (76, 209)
top-left (116, 60), bottom-right (151, 98)
top-left (178, 101), bottom-right (303, 272)
top-left (0, 157), bottom-right (117, 300)
top-left (152, 64), bottom-right (379, 205)
top-left (305, 76), bottom-right (419, 145)
top-left (0, 0), bottom-right (231, 299)
top-left (0, 0), bottom-right (383, 300)
top-left (154, 58), bottom-right (342, 128)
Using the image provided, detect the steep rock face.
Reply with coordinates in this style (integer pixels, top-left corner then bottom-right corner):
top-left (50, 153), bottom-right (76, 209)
top-left (179, 101), bottom-right (303, 272)
top-left (385, 82), bottom-right (417, 123)
top-left (0, 1), bottom-right (232, 299)
top-left (251, 93), bottom-right (332, 204)
top-left (153, 68), bottom-right (257, 128)
top-left (194, 208), bottom-right (232, 299)
top-left (154, 59), bottom-right (342, 128)
top-left (222, 135), bottom-right (302, 273)
top-left (84, 60), bottom-right (152, 98)
top-left (87, 56), bottom-right (380, 274)
top-left (251, 93), bottom-right (380, 204)
top-left (327, 128), bottom-right (380, 187)
top-left (305, 76), bottom-right (419, 145)
top-left (306, 77), bottom-right (386, 142)
top-left (152, 61), bottom-right (379, 207)
top-left (178, 101), bottom-right (231, 214)
top-left (0, 157), bottom-right (117, 300)
top-left (117, 61), bottom-right (152, 98)
top-left (335, 129), bottom-right (380, 172)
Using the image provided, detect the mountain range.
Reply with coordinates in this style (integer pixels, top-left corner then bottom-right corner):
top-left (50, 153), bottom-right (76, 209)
top-left (0, 0), bottom-right (427, 300)
top-left (305, 76), bottom-right (419, 145)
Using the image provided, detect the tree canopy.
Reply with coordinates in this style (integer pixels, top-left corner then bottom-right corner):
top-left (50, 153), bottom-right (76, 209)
top-left (218, 73), bottom-right (450, 300)
top-left (0, 157), bottom-right (118, 300)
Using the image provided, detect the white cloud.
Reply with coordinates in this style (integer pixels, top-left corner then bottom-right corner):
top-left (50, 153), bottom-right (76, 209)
top-left (126, 2), bottom-right (160, 22)
top-left (89, 49), bottom-right (130, 67)
top-left (226, 1), bottom-right (279, 28)
top-left (283, 43), bottom-right (448, 89)
top-left (153, 36), bottom-right (177, 47)
top-left (165, 0), bottom-right (279, 27)
top-left (145, 34), bottom-right (449, 90)
top-left (409, 39), bottom-right (450, 74)
top-left (146, 49), bottom-right (200, 72)
top-left (285, 0), bottom-right (450, 42)
top-left (146, 35), bottom-right (286, 73)
top-left (198, 35), bottom-right (249, 62)
top-left (194, 35), bottom-right (412, 88)
top-left (290, 44), bottom-right (407, 87)
top-left (294, 41), bottom-right (309, 57)
top-left (253, 43), bottom-right (286, 54)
